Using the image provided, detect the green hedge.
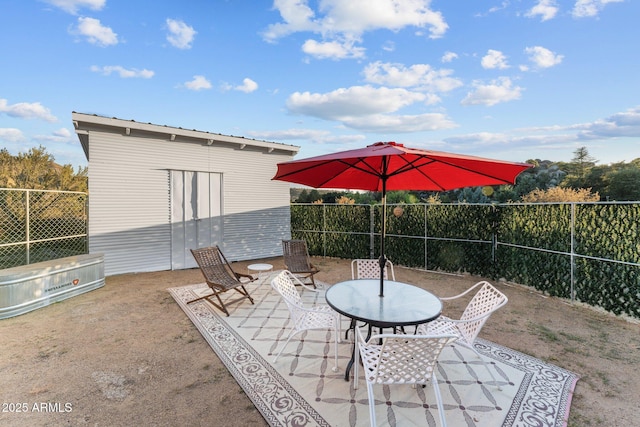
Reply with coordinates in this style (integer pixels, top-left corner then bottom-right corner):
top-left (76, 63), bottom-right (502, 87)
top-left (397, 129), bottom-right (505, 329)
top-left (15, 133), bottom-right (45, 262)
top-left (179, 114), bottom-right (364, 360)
top-left (292, 202), bottom-right (640, 319)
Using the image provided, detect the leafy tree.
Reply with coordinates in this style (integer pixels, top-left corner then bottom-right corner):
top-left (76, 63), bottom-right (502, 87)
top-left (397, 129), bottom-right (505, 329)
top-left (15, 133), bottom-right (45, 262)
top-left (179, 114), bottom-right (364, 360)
top-left (457, 187), bottom-right (491, 203)
top-left (295, 189), bottom-right (322, 203)
top-left (1, 147), bottom-right (88, 249)
top-left (386, 190), bottom-right (418, 204)
top-left (521, 187), bottom-right (600, 203)
top-left (0, 146), bottom-right (87, 191)
top-left (560, 146), bottom-right (597, 189)
top-left (606, 167), bottom-right (640, 201)
top-left (336, 195), bottom-right (355, 204)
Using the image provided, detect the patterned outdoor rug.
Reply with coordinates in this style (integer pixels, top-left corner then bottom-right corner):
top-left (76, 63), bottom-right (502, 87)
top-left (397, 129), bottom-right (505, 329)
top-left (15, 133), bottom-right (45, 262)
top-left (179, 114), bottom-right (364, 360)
top-left (168, 271), bottom-right (578, 427)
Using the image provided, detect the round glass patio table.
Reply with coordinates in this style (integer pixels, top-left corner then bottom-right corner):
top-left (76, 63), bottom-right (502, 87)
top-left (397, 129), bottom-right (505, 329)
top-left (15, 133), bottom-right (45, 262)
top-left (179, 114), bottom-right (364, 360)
top-left (325, 279), bottom-right (443, 381)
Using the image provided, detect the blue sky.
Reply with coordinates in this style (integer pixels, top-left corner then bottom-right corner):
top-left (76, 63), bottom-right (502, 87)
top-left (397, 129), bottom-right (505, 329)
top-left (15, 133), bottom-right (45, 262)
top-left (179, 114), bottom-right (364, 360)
top-left (1, 0), bottom-right (639, 169)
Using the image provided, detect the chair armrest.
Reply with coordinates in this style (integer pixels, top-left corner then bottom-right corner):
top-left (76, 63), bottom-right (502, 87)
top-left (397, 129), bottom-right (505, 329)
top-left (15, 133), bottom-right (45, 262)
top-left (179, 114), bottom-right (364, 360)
top-left (438, 280), bottom-right (489, 301)
top-left (234, 271), bottom-right (256, 281)
top-left (288, 270), bottom-right (322, 292)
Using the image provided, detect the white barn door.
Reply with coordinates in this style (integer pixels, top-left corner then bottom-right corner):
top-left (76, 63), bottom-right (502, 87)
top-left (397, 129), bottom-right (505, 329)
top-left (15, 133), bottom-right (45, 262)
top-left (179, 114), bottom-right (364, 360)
top-left (170, 170), bottom-right (223, 269)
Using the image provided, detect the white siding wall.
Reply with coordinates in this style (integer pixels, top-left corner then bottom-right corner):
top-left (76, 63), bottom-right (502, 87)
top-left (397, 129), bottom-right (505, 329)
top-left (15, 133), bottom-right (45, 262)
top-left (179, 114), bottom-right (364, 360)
top-left (87, 129), bottom-right (294, 276)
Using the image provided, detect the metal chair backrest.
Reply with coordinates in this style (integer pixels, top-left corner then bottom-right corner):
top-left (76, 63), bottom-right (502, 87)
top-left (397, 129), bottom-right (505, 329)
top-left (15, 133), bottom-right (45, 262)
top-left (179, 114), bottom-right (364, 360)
top-left (358, 331), bottom-right (457, 385)
top-left (271, 271), bottom-right (303, 307)
top-left (351, 259), bottom-right (395, 281)
top-left (458, 281), bottom-right (508, 343)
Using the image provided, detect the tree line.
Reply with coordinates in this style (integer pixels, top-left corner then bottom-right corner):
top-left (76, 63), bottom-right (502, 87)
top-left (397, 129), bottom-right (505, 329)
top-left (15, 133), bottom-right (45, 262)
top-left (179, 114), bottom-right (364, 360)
top-left (2, 145), bottom-right (638, 202)
top-left (1, 146), bottom-right (87, 192)
top-left (293, 147), bottom-right (640, 204)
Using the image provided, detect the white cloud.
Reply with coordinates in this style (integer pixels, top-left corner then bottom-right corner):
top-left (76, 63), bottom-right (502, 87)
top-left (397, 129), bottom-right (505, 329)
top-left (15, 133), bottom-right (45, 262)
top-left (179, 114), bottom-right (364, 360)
top-left (577, 107), bottom-right (640, 139)
top-left (262, 0), bottom-right (319, 41)
top-left (263, 0), bottom-right (448, 60)
top-left (33, 128), bottom-right (76, 143)
top-left (235, 78), bottom-right (259, 93)
top-left (441, 107), bottom-right (640, 158)
top-left (340, 112), bottom-right (457, 133)
top-left (525, 46), bottom-right (563, 68)
top-left (481, 49), bottom-right (509, 70)
top-left (43, 0), bottom-right (105, 15)
top-left (287, 85), bottom-right (427, 120)
top-left (166, 19), bottom-right (196, 49)
top-left (247, 128), bottom-right (366, 145)
top-left (526, 0), bottom-right (559, 21)
top-left (441, 51), bottom-right (458, 63)
top-left (0, 99), bottom-right (58, 122)
top-left (90, 65), bottom-right (154, 78)
top-left (74, 17), bottom-right (118, 46)
top-left (302, 39), bottom-right (366, 59)
top-left (0, 128), bottom-right (25, 142)
top-left (184, 75), bottom-right (212, 91)
top-left (572, 0), bottom-right (624, 18)
top-left (53, 128), bottom-right (72, 138)
top-left (363, 61), bottom-right (462, 93)
top-left (285, 85), bottom-right (456, 132)
top-left (220, 78), bottom-right (259, 93)
top-left (444, 132), bottom-right (511, 146)
top-left (382, 41), bottom-right (395, 52)
top-left (461, 77), bottom-right (523, 106)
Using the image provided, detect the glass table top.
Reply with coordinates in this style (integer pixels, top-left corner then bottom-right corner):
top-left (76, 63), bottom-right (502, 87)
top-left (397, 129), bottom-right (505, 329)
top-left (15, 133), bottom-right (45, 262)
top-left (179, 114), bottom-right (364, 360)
top-left (325, 279), bottom-right (442, 328)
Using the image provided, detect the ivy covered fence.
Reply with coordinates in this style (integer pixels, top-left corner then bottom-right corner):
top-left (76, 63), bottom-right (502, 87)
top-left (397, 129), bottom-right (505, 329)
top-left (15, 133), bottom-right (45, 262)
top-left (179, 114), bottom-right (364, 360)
top-left (291, 202), bottom-right (640, 319)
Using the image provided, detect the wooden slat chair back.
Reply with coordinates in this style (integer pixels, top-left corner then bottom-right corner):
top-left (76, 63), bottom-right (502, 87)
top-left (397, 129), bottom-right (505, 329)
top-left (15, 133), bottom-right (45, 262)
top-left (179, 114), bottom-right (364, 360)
top-left (187, 246), bottom-right (255, 316)
top-left (281, 239), bottom-right (320, 288)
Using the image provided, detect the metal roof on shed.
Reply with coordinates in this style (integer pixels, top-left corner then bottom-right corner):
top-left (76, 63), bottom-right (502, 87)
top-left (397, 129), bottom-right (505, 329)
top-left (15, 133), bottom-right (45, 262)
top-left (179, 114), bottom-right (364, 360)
top-left (72, 112), bottom-right (300, 161)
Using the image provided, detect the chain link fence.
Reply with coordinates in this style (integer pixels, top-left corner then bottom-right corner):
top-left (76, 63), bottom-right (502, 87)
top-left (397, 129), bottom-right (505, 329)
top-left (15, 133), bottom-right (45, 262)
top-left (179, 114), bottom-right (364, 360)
top-left (291, 202), bottom-right (640, 319)
top-left (0, 188), bottom-right (88, 270)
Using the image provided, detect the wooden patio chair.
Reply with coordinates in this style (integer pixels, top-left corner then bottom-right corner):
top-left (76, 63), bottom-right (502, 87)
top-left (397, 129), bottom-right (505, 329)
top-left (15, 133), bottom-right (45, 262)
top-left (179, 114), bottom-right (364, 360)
top-left (187, 246), bottom-right (255, 316)
top-left (281, 239), bottom-right (320, 288)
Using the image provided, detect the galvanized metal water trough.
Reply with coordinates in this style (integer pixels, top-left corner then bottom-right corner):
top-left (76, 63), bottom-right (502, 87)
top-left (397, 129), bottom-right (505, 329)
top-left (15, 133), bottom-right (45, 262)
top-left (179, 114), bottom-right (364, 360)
top-left (0, 254), bottom-right (104, 319)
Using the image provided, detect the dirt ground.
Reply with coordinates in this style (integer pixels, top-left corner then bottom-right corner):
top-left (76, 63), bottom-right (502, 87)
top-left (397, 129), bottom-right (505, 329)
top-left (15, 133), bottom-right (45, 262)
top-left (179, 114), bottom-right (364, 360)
top-left (1, 256), bottom-right (639, 427)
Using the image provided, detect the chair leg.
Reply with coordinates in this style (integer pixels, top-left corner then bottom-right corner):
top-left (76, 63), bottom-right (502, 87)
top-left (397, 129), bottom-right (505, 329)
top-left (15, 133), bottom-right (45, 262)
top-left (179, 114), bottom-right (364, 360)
top-left (213, 293), bottom-right (230, 316)
top-left (186, 290), bottom-right (230, 316)
top-left (366, 382), bottom-right (376, 427)
top-left (273, 329), bottom-right (301, 363)
top-left (332, 325), bottom-right (339, 372)
top-left (353, 342), bottom-right (360, 389)
top-left (431, 373), bottom-right (448, 427)
top-left (236, 285), bottom-right (254, 304)
top-left (187, 286), bottom-right (254, 317)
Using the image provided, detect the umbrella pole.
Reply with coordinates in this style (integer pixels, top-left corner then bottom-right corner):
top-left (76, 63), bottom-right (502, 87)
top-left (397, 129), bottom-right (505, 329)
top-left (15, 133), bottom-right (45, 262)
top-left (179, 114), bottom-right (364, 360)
top-left (379, 177), bottom-right (387, 297)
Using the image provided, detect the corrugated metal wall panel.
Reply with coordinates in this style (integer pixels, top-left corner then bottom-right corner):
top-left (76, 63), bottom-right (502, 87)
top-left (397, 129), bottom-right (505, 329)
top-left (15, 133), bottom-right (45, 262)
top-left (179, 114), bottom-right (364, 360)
top-left (84, 126), bottom-right (294, 276)
top-left (222, 206), bottom-right (292, 261)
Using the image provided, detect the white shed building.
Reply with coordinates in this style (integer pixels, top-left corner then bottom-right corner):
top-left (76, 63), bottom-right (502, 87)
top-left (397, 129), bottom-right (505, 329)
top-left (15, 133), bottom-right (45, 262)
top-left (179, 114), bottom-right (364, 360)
top-left (72, 112), bottom-right (299, 276)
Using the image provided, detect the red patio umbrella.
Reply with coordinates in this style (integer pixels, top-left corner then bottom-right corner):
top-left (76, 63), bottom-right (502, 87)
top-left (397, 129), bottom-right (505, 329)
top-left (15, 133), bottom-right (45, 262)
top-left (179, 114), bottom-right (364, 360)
top-left (273, 141), bottom-right (532, 296)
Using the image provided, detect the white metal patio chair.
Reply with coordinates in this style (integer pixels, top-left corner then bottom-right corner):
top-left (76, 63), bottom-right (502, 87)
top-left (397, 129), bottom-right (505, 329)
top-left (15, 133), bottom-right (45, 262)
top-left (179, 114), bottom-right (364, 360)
top-left (344, 258), bottom-right (397, 339)
top-left (418, 280), bottom-right (508, 389)
top-left (354, 326), bottom-right (458, 427)
top-left (351, 258), bottom-right (395, 281)
top-left (271, 270), bottom-right (341, 372)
